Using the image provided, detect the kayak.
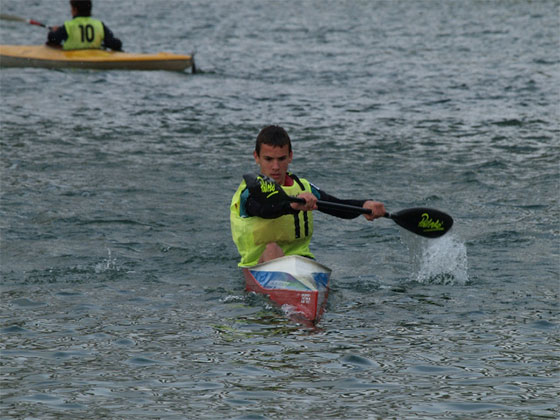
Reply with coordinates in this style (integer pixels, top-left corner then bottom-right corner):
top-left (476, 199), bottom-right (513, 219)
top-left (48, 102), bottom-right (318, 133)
top-left (243, 255), bottom-right (331, 324)
top-left (0, 45), bottom-right (194, 71)
top-left (243, 256), bottom-right (331, 324)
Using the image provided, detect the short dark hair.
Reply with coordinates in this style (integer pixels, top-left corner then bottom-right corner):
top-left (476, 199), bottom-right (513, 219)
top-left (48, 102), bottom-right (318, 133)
top-left (255, 125), bottom-right (292, 156)
top-left (70, 0), bottom-right (92, 16)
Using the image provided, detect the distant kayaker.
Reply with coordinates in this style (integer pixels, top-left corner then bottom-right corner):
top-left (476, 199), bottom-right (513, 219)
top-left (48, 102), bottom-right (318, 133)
top-left (46, 0), bottom-right (122, 51)
top-left (231, 125), bottom-right (386, 267)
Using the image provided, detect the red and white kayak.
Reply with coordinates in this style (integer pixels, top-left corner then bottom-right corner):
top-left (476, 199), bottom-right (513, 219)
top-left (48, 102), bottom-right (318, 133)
top-left (243, 255), bottom-right (331, 324)
top-left (0, 44), bottom-right (194, 71)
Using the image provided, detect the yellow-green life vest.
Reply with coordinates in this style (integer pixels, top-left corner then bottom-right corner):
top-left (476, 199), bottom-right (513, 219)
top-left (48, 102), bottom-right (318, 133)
top-left (63, 17), bottom-right (104, 50)
top-left (230, 175), bottom-right (315, 267)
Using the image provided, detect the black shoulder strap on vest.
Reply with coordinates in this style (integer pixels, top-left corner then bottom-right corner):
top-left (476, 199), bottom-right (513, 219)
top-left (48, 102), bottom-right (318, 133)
top-left (289, 173), bottom-right (306, 191)
top-left (288, 173), bottom-right (310, 237)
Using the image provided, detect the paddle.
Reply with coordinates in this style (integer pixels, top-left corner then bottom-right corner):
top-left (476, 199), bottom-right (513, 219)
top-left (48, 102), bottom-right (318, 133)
top-left (243, 173), bottom-right (454, 239)
top-left (0, 13), bottom-right (51, 29)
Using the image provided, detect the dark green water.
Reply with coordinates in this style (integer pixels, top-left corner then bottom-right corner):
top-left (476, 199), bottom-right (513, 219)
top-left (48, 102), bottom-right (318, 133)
top-left (1, 1), bottom-right (559, 418)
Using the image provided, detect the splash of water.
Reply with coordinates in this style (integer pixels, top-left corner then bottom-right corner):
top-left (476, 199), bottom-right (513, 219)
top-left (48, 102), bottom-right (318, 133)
top-left (94, 248), bottom-right (120, 273)
top-left (403, 232), bottom-right (469, 285)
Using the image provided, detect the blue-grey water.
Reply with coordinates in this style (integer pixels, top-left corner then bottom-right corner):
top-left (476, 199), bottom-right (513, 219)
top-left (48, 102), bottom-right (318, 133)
top-left (1, 1), bottom-right (559, 419)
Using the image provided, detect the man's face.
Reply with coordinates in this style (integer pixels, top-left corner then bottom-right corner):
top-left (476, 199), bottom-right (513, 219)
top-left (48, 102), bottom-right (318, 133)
top-left (253, 143), bottom-right (292, 186)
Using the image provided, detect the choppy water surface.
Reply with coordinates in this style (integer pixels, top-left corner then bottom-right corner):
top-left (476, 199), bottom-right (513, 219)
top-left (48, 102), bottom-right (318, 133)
top-left (1, 1), bottom-right (559, 419)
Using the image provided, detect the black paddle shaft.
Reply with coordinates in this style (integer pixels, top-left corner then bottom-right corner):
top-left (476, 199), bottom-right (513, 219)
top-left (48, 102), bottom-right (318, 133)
top-left (289, 195), bottom-right (371, 214)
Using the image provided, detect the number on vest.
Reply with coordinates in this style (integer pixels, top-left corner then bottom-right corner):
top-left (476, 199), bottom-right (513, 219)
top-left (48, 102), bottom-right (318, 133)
top-left (79, 24), bottom-right (95, 42)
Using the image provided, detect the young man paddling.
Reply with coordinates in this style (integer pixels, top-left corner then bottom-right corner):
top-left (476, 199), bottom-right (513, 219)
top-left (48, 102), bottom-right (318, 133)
top-left (230, 125), bottom-right (386, 267)
top-left (46, 0), bottom-right (122, 51)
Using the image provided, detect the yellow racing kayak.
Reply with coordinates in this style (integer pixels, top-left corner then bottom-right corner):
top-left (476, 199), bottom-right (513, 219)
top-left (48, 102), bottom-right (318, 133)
top-left (0, 44), bottom-right (194, 71)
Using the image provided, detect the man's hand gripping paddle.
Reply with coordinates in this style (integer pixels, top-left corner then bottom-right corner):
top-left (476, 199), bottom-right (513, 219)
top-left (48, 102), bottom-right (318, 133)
top-left (243, 173), bottom-right (454, 239)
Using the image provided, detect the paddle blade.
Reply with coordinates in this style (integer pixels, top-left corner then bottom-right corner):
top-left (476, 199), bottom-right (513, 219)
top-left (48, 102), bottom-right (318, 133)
top-left (0, 13), bottom-right (27, 22)
top-left (243, 173), bottom-right (277, 196)
top-left (0, 14), bottom-right (47, 27)
top-left (388, 207), bottom-right (453, 238)
top-left (242, 173), bottom-right (296, 204)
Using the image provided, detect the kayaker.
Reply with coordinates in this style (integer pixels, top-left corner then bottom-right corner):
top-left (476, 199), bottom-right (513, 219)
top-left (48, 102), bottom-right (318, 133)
top-left (46, 0), bottom-right (122, 51)
top-left (231, 125), bottom-right (386, 267)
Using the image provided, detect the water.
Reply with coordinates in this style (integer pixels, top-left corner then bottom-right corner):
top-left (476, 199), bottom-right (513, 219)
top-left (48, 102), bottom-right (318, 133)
top-left (1, 0), bottom-right (559, 418)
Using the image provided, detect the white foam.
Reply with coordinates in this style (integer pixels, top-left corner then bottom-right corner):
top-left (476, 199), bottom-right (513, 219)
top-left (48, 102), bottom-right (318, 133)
top-left (94, 248), bottom-right (120, 274)
top-left (403, 231), bottom-right (469, 285)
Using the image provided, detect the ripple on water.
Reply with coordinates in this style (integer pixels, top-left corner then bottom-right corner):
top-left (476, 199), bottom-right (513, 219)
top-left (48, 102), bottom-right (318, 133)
top-left (1, 325), bottom-right (30, 334)
top-left (11, 298), bottom-right (46, 307)
top-left (127, 356), bottom-right (161, 365)
top-left (340, 354), bottom-right (380, 369)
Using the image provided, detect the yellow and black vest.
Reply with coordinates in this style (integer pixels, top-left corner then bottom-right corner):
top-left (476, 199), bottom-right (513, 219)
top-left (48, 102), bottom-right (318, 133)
top-left (230, 174), bottom-right (314, 267)
top-left (63, 17), bottom-right (104, 50)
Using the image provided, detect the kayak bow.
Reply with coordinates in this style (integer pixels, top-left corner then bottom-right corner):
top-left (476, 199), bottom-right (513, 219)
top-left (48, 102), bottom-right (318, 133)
top-left (243, 255), bottom-right (331, 324)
